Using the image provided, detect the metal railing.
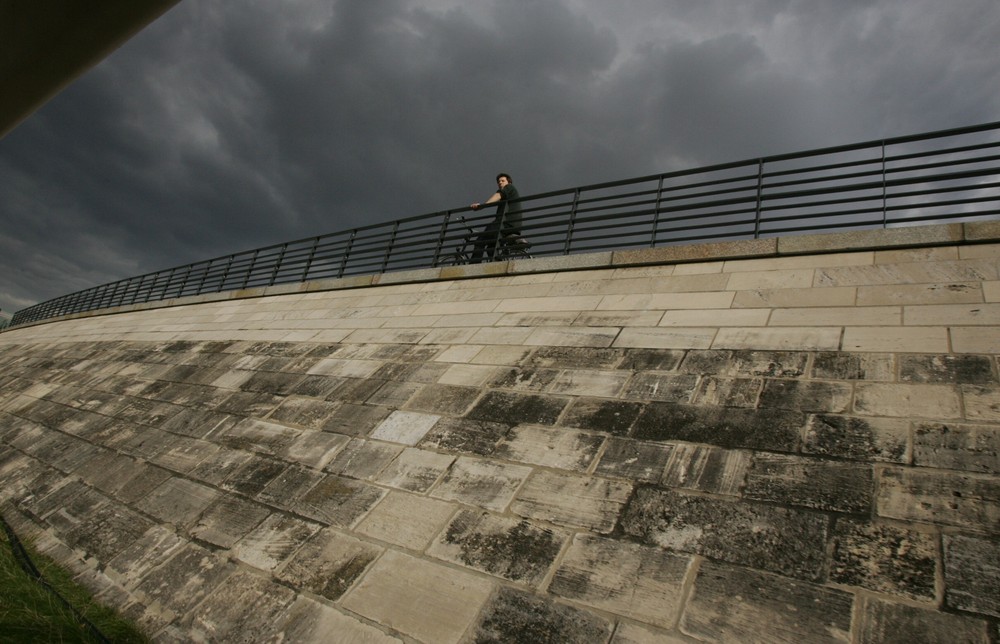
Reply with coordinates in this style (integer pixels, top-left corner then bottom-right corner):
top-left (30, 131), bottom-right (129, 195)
top-left (11, 120), bottom-right (1000, 327)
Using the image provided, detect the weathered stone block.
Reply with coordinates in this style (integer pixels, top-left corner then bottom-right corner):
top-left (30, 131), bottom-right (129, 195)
top-left (561, 398), bottom-right (644, 436)
top-left (812, 351), bottom-right (896, 381)
top-left (804, 414), bottom-right (910, 463)
top-left (189, 496), bottom-right (271, 548)
top-left (963, 385), bottom-right (1000, 421)
top-left (830, 519), bottom-right (937, 601)
top-left (184, 569), bottom-right (297, 643)
top-left (275, 528), bottom-right (382, 601)
top-left (220, 455), bottom-right (287, 497)
top-left (856, 596), bottom-right (990, 644)
top-left (136, 477), bottom-right (219, 527)
top-left (374, 447), bottom-right (454, 492)
top-left (370, 410), bottom-right (441, 446)
top-left (693, 376), bottom-right (762, 407)
top-left (471, 586), bottom-right (612, 644)
top-left (294, 474), bottom-right (386, 527)
top-left (681, 561), bottom-right (853, 642)
top-left (944, 534), bottom-right (1000, 617)
top-left (431, 456), bottom-right (532, 512)
top-left (744, 453), bottom-right (873, 513)
top-left (549, 533), bottom-right (691, 629)
top-left (876, 467), bottom-right (1000, 532)
top-left (494, 424), bottom-right (604, 472)
top-left (466, 391), bottom-right (568, 426)
top-left (914, 421), bottom-right (1000, 474)
top-left (632, 402), bottom-right (804, 452)
top-left (854, 383), bottom-right (962, 419)
top-left (403, 383), bottom-right (480, 415)
top-left (132, 543), bottom-right (236, 629)
top-left (622, 373), bottom-right (699, 402)
top-left (355, 491), bottom-right (456, 550)
top-left (324, 438), bottom-right (403, 480)
top-left (681, 349), bottom-right (808, 377)
top-left (661, 443), bottom-right (750, 496)
top-left (758, 379), bottom-right (853, 413)
top-left (428, 509), bottom-right (564, 585)
top-left (620, 487), bottom-right (828, 580)
top-left (595, 437), bottom-right (673, 483)
top-left (267, 396), bottom-right (341, 429)
top-left (511, 470), bottom-right (632, 533)
top-left (257, 465), bottom-right (326, 509)
top-left (322, 402), bottom-right (393, 437)
top-left (526, 345), bottom-right (625, 369)
top-left (900, 354), bottom-right (997, 384)
top-left (618, 348), bottom-right (685, 372)
top-left (62, 501), bottom-right (154, 563)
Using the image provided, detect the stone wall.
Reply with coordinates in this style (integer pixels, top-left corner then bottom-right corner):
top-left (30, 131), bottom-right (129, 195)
top-left (1, 224), bottom-right (998, 642)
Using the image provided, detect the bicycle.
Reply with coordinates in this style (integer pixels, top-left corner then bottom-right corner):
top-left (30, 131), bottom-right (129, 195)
top-left (450, 216), bottom-right (533, 265)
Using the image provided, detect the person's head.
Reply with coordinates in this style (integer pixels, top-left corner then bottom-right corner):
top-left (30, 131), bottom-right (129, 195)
top-left (496, 173), bottom-right (512, 188)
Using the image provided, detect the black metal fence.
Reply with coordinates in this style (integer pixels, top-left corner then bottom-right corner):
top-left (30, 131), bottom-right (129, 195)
top-left (11, 121), bottom-right (1000, 327)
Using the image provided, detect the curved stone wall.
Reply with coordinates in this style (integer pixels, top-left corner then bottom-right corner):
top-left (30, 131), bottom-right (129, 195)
top-left (1, 224), bottom-right (998, 642)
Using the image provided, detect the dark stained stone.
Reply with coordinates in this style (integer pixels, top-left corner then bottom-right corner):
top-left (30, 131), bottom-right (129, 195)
top-left (267, 397), bottom-right (341, 429)
top-left (526, 346), bottom-right (625, 369)
top-left (135, 477), bottom-right (219, 527)
top-left (220, 456), bottom-right (287, 497)
top-left (618, 348), bottom-right (685, 371)
top-left (812, 352), bottom-right (896, 381)
top-left (322, 403), bottom-right (393, 437)
top-left (694, 376), bottom-right (763, 407)
top-left (804, 414), bottom-right (909, 463)
top-left (489, 367), bottom-right (559, 392)
top-left (431, 509), bottom-right (564, 585)
top-left (214, 390), bottom-right (285, 417)
top-left (326, 377), bottom-right (387, 404)
top-left (472, 586), bottom-right (612, 644)
top-left (632, 402), bottom-right (804, 452)
top-left (681, 349), bottom-right (807, 378)
top-left (466, 391), bottom-right (568, 426)
top-left (944, 534), bottom-right (1000, 617)
top-left (286, 374), bottom-right (346, 398)
top-left (256, 465), bottom-right (326, 509)
top-left (324, 438), bottom-right (403, 479)
top-left (830, 519), bottom-right (937, 601)
top-left (239, 371), bottom-right (305, 395)
top-left (404, 383), bottom-right (481, 415)
top-left (183, 569), bottom-right (297, 642)
top-left (914, 421), bottom-right (1000, 474)
top-left (661, 443), bottom-right (750, 496)
top-left (856, 596), bottom-right (990, 644)
top-left (295, 474), bottom-right (386, 527)
top-left (682, 562), bottom-right (853, 643)
top-left (744, 453), bottom-right (873, 513)
top-left (620, 486), bottom-right (829, 580)
top-left (62, 501), bottom-right (154, 562)
top-left (594, 437), bottom-right (672, 483)
top-left (187, 447), bottom-right (253, 487)
top-left (110, 462), bottom-right (173, 504)
top-left (189, 496), bottom-right (272, 548)
top-left (758, 379), bottom-right (853, 413)
top-left (365, 380), bottom-right (423, 407)
top-left (876, 467), bottom-right (1000, 532)
top-left (419, 417), bottom-right (512, 456)
top-left (900, 354), bottom-right (997, 384)
top-left (276, 529), bottom-right (382, 601)
top-left (621, 373), bottom-right (699, 403)
top-left (560, 398), bottom-right (643, 435)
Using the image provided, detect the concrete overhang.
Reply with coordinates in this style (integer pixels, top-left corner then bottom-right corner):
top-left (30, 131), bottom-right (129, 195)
top-left (0, 0), bottom-right (180, 139)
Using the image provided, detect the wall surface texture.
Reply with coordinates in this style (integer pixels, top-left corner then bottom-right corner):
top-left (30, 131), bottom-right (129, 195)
top-left (1, 223), bottom-right (999, 642)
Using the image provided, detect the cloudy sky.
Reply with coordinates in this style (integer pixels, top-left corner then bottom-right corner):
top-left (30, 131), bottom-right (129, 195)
top-left (2, 0), bottom-right (999, 315)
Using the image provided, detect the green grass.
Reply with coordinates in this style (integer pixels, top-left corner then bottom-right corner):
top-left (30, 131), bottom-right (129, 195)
top-left (0, 527), bottom-right (150, 643)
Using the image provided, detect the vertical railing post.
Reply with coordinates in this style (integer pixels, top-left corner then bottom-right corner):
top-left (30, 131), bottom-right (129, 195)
top-left (432, 212), bottom-right (452, 267)
top-left (651, 176), bottom-right (664, 248)
top-left (244, 248), bottom-right (260, 289)
top-left (301, 236), bottom-right (320, 282)
top-left (753, 159), bottom-right (765, 238)
top-left (338, 230), bottom-right (356, 278)
top-left (382, 222), bottom-right (399, 272)
top-left (267, 245), bottom-right (286, 287)
top-left (881, 140), bottom-right (888, 228)
top-left (563, 189), bottom-right (581, 255)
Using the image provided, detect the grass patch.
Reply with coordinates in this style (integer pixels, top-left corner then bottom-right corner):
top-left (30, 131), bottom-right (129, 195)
top-left (0, 525), bottom-right (149, 643)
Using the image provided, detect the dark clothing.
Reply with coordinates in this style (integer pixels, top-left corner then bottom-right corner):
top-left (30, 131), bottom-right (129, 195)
top-left (471, 183), bottom-right (522, 263)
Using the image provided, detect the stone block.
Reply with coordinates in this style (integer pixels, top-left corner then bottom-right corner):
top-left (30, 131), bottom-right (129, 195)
top-left (856, 596), bottom-right (990, 644)
top-left (62, 501), bottom-right (155, 563)
top-left (257, 465), bottom-right (326, 509)
top-left (428, 509), bottom-right (564, 585)
top-left (184, 570), bottom-right (297, 643)
top-left (681, 561), bottom-right (853, 642)
top-left (355, 491), bottom-right (456, 550)
top-left (943, 534), bottom-right (1000, 617)
top-left (373, 447), bottom-right (454, 492)
top-left (779, 224), bottom-right (963, 255)
top-left (549, 534), bottom-right (691, 629)
top-left (613, 238), bottom-right (775, 266)
top-left (952, 327), bottom-right (1000, 353)
top-left (661, 443), bottom-right (750, 496)
top-left (547, 368), bottom-right (631, 397)
top-left (466, 391), bottom-right (567, 425)
top-left (340, 549), bottom-right (494, 644)
top-left (370, 410), bottom-right (441, 446)
top-left (633, 402), bottom-right (804, 452)
top-left (863, 381), bottom-right (964, 417)
top-left (963, 385), bottom-right (1000, 421)
top-left (275, 528), bottom-right (382, 601)
top-left (561, 398), bottom-right (644, 436)
top-left (829, 519), bottom-right (937, 601)
top-left (914, 421), bottom-right (1000, 474)
top-left (905, 302), bottom-right (1000, 326)
top-left (745, 453), bottom-right (873, 513)
top-left (876, 467), bottom-right (1000, 532)
top-left (267, 396), bottom-right (341, 429)
top-left (219, 418), bottom-right (301, 456)
top-left (430, 456), bottom-right (532, 512)
top-left (189, 496), bottom-right (271, 548)
top-left (136, 477), bottom-right (219, 527)
top-left (726, 267), bottom-right (816, 291)
top-left (494, 424), bottom-right (604, 472)
top-left (471, 586), bottom-right (612, 644)
top-left (758, 379), bottom-right (853, 413)
top-left (857, 282), bottom-right (983, 306)
top-left (732, 285), bottom-right (857, 308)
top-left (713, 326), bottom-right (842, 351)
top-left (294, 474), bottom-right (386, 527)
top-left (693, 376), bottom-right (763, 407)
top-left (490, 366), bottom-right (560, 392)
top-left (273, 596), bottom-right (402, 644)
top-left (525, 326), bottom-right (620, 348)
top-left (660, 307), bottom-right (771, 327)
top-left (965, 220), bottom-right (1000, 241)
top-left (511, 251), bottom-right (613, 273)
top-left (322, 403), bottom-right (393, 437)
top-left (324, 438), bottom-right (402, 479)
top-left (511, 470), bottom-right (632, 533)
top-left (681, 349), bottom-right (809, 377)
top-left (131, 543), bottom-right (236, 629)
top-left (622, 373), bottom-right (699, 403)
top-left (280, 430), bottom-right (350, 470)
top-left (804, 414), bottom-right (909, 463)
top-left (231, 513), bottom-right (321, 571)
top-left (220, 455), bottom-right (287, 497)
top-left (811, 352), bottom-right (895, 381)
top-left (105, 525), bottom-right (186, 590)
top-left (614, 327), bottom-right (717, 350)
top-left (418, 417), bottom-right (512, 456)
top-left (769, 305), bottom-right (900, 327)
top-left (620, 487), bottom-right (828, 580)
top-left (403, 383), bottom-right (480, 415)
top-left (595, 437), bottom-right (673, 483)
top-left (526, 345), bottom-right (626, 368)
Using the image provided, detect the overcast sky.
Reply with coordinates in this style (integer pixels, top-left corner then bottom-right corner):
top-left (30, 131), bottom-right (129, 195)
top-left (2, 0), bottom-right (999, 315)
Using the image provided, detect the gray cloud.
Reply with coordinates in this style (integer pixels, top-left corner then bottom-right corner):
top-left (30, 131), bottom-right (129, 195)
top-left (1, 0), bottom-right (998, 315)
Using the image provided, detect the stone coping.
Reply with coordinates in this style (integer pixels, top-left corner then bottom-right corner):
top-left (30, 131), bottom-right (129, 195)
top-left (8, 221), bottom-right (998, 331)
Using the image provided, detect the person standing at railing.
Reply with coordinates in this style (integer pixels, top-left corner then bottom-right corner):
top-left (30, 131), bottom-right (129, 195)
top-left (470, 173), bottom-right (522, 263)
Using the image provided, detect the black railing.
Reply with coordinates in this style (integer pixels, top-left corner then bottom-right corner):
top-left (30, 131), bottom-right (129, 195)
top-left (11, 121), bottom-right (1000, 327)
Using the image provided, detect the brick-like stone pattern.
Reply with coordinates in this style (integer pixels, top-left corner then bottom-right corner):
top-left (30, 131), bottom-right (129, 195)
top-left (1, 236), bottom-right (999, 642)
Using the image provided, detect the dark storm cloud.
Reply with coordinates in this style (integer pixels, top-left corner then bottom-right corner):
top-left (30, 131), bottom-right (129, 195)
top-left (1, 0), bottom-right (998, 314)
